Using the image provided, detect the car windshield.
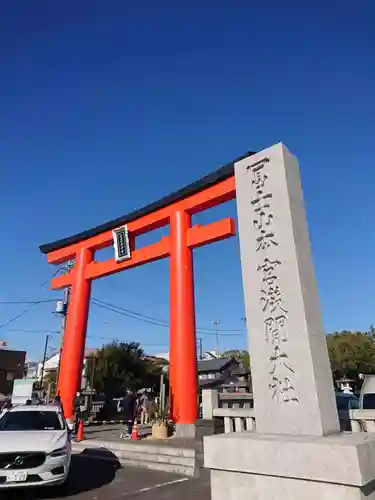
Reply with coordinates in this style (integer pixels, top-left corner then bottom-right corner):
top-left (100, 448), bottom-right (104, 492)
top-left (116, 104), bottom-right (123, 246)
top-left (0, 410), bottom-right (64, 431)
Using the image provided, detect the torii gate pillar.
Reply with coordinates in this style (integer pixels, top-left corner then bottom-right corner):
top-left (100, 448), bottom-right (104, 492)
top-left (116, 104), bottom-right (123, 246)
top-left (57, 248), bottom-right (93, 419)
top-left (170, 210), bottom-right (197, 426)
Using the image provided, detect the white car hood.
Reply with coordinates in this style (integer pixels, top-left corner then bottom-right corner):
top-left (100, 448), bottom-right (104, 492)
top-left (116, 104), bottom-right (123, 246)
top-left (0, 431), bottom-right (68, 453)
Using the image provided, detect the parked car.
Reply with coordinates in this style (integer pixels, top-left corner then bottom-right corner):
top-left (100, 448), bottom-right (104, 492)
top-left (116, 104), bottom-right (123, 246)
top-left (0, 404), bottom-right (71, 488)
top-left (359, 375), bottom-right (375, 409)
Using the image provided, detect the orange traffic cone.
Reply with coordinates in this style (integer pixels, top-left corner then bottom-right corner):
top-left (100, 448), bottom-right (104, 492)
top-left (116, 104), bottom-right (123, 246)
top-left (76, 419), bottom-right (84, 442)
top-left (131, 421), bottom-right (139, 440)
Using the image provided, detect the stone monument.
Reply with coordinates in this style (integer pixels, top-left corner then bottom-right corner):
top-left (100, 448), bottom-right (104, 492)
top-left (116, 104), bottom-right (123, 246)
top-left (204, 143), bottom-right (375, 499)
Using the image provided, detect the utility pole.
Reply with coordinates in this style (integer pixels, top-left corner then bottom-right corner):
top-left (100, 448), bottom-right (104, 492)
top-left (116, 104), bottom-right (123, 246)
top-left (160, 365), bottom-right (169, 413)
top-left (56, 260), bottom-right (74, 387)
top-left (40, 334), bottom-right (51, 387)
top-left (197, 337), bottom-right (203, 360)
top-left (212, 320), bottom-right (220, 354)
top-left (88, 354), bottom-right (97, 416)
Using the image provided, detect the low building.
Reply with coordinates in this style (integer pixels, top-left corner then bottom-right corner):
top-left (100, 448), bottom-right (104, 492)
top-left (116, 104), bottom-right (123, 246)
top-left (0, 349), bottom-right (26, 396)
top-left (30, 348), bottom-right (98, 391)
top-left (198, 357), bottom-right (250, 393)
top-left (154, 352), bottom-right (250, 393)
top-left (25, 361), bottom-right (38, 379)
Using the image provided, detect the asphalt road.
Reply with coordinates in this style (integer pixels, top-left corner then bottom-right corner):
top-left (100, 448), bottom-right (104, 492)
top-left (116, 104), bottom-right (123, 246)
top-left (2, 452), bottom-right (211, 500)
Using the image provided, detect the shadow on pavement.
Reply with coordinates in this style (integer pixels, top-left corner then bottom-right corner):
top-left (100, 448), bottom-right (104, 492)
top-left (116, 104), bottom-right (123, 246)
top-left (3, 449), bottom-right (121, 499)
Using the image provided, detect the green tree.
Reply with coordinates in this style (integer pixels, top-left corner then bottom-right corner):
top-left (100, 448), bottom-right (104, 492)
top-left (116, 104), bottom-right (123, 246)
top-left (85, 341), bottom-right (163, 399)
top-left (327, 330), bottom-right (375, 387)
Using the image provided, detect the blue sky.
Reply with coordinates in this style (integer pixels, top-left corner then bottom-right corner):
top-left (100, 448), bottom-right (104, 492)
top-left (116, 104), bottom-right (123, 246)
top-left (0, 2), bottom-right (374, 361)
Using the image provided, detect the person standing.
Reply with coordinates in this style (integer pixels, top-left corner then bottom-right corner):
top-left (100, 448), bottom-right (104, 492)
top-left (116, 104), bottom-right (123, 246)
top-left (0, 399), bottom-right (11, 419)
top-left (74, 392), bottom-right (82, 435)
top-left (140, 391), bottom-right (149, 425)
top-left (120, 389), bottom-right (136, 438)
top-left (54, 394), bottom-right (65, 416)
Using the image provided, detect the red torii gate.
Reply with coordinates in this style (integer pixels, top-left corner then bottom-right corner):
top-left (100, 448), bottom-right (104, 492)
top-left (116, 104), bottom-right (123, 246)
top-left (40, 152), bottom-right (254, 427)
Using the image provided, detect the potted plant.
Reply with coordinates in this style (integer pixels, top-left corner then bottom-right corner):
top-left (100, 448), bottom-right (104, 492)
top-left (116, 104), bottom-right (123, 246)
top-left (151, 409), bottom-right (169, 439)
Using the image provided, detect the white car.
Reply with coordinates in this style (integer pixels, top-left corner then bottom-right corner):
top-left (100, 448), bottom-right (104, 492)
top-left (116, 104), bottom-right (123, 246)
top-left (0, 404), bottom-right (71, 488)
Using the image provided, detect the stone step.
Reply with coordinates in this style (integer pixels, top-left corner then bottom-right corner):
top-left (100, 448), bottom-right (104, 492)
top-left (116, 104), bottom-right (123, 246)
top-left (113, 457), bottom-right (195, 477)
top-left (75, 439), bottom-right (196, 457)
top-left (72, 440), bottom-right (198, 476)
top-left (105, 448), bottom-right (195, 467)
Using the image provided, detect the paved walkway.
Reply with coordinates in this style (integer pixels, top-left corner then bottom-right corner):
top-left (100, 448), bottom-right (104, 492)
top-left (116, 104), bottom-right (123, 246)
top-left (84, 423), bottom-right (150, 440)
top-left (5, 452), bottom-right (210, 500)
top-left (82, 424), bottom-right (203, 451)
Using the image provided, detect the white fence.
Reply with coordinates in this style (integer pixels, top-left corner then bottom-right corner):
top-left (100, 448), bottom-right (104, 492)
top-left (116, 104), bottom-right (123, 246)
top-left (213, 407), bottom-right (256, 433)
top-left (202, 389), bottom-right (375, 435)
top-left (202, 388), bottom-right (255, 434)
top-left (349, 409), bottom-right (375, 432)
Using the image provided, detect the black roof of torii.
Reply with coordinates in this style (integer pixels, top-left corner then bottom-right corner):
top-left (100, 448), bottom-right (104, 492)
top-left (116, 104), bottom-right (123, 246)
top-left (40, 151), bottom-right (256, 255)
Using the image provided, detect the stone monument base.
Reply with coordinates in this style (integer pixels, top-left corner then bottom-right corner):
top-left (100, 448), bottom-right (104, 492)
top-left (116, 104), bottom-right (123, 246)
top-left (174, 419), bottom-right (217, 439)
top-left (204, 432), bottom-right (375, 499)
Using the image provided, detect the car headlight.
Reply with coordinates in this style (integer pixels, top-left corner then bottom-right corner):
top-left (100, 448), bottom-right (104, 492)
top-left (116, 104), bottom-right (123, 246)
top-left (49, 443), bottom-right (70, 457)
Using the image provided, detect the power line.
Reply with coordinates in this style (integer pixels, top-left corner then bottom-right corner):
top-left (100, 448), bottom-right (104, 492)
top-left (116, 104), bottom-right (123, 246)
top-left (92, 297), bottom-right (244, 333)
top-left (5, 326), bottom-right (169, 348)
top-left (0, 293), bottom-right (244, 334)
top-left (0, 300), bottom-right (59, 305)
top-left (1, 291), bottom-right (243, 341)
top-left (91, 298), bottom-right (244, 336)
top-left (92, 300), bottom-right (170, 328)
top-left (0, 302), bottom-right (41, 330)
top-left (6, 329), bottom-right (60, 334)
top-left (0, 269), bottom-right (62, 330)
top-left (93, 297), bottom-right (169, 325)
top-left (89, 335), bottom-right (169, 347)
